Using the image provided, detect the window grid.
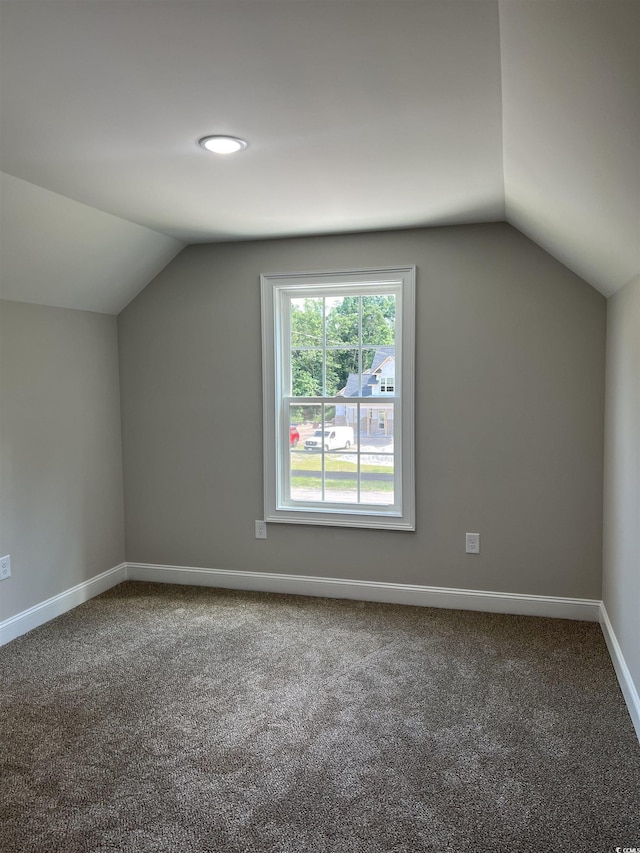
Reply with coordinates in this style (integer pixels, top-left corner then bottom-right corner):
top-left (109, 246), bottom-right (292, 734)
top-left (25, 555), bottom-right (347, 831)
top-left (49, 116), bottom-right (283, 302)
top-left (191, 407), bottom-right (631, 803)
top-left (285, 287), bottom-right (398, 509)
top-left (262, 267), bottom-right (415, 530)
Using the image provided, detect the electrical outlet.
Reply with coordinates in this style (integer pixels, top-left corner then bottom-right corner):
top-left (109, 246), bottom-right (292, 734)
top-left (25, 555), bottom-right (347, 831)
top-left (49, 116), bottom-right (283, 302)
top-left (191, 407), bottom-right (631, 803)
top-left (0, 555), bottom-right (11, 580)
top-left (465, 533), bottom-right (480, 554)
top-left (255, 521), bottom-right (267, 540)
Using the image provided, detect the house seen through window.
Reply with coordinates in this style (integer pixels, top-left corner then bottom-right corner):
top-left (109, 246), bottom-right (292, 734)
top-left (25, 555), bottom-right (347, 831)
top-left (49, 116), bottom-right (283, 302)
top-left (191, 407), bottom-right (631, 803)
top-left (261, 267), bottom-right (415, 530)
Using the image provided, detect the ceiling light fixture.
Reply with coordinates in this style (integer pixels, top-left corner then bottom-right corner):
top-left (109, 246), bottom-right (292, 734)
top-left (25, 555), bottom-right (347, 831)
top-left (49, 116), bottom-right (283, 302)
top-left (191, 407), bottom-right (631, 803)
top-left (198, 135), bottom-right (248, 155)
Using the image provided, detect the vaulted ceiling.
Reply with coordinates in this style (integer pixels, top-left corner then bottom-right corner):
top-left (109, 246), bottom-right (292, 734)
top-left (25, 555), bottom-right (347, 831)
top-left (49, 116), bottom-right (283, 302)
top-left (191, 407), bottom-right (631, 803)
top-left (0, 0), bottom-right (638, 314)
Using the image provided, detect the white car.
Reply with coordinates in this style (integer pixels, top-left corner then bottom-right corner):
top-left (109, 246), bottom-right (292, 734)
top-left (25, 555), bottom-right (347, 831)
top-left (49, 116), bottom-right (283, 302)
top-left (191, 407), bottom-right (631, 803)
top-left (304, 426), bottom-right (354, 451)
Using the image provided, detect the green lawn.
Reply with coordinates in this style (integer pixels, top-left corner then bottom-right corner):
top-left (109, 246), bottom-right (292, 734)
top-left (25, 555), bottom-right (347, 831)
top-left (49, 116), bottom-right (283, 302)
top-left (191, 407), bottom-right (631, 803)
top-left (290, 452), bottom-right (392, 474)
top-left (291, 476), bottom-right (394, 492)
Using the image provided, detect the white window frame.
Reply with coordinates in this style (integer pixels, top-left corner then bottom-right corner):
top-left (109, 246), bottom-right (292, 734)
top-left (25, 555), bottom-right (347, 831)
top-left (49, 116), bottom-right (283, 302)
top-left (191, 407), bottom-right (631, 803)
top-left (261, 266), bottom-right (415, 531)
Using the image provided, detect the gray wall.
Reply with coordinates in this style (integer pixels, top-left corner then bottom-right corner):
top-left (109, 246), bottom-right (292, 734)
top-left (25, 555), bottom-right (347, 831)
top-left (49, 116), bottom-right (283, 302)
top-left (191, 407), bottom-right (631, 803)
top-left (118, 223), bottom-right (606, 598)
top-left (0, 301), bottom-right (125, 621)
top-left (603, 274), bottom-right (640, 693)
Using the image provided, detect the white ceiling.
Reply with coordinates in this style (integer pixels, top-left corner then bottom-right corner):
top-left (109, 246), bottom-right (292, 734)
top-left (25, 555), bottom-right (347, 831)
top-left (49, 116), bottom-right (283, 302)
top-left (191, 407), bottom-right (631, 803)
top-left (500, 1), bottom-right (640, 299)
top-left (0, 173), bottom-right (183, 314)
top-left (0, 0), bottom-right (638, 313)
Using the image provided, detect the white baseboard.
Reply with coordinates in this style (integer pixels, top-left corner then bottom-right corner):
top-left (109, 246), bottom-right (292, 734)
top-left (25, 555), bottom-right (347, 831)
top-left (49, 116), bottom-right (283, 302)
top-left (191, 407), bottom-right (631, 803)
top-left (5, 561), bottom-right (636, 740)
top-left (599, 603), bottom-right (640, 742)
top-left (0, 562), bottom-right (603, 646)
top-left (0, 563), bottom-right (127, 647)
top-left (126, 562), bottom-right (601, 622)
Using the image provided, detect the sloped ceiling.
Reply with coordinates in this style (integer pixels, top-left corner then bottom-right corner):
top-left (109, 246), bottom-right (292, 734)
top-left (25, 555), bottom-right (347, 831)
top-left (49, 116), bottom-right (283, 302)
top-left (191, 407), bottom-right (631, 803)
top-left (0, 0), bottom-right (637, 314)
top-left (500, 1), bottom-right (639, 298)
top-left (0, 173), bottom-right (183, 314)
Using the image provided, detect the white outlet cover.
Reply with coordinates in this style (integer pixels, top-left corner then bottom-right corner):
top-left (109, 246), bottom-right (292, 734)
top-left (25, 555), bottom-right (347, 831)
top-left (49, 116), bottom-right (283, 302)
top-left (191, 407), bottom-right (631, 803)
top-left (465, 533), bottom-right (480, 554)
top-left (0, 554), bottom-right (11, 579)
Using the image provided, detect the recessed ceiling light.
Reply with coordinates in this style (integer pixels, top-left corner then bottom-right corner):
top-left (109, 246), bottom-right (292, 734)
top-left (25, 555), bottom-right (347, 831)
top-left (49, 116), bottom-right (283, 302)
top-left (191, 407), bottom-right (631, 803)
top-left (198, 135), bottom-right (248, 155)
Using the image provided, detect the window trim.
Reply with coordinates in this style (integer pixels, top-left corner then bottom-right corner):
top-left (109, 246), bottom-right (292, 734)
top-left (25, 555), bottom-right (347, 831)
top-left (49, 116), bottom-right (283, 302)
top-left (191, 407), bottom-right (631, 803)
top-left (261, 266), bottom-right (415, 531)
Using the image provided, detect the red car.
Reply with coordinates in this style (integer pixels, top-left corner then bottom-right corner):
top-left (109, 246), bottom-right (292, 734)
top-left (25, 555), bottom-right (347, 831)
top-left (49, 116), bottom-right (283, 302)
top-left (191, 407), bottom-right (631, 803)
top-left (289, 425), bottom-right (300, 446)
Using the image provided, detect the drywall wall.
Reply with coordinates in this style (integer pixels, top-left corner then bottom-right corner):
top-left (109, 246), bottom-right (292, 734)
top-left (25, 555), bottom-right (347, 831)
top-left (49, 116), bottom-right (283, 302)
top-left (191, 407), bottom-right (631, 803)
top-left (0, 301), bottom-right (125, 621)
top-left (119, 223), bottom-right (606, 598)
top-left (603, 274), bottom-right (640, 693)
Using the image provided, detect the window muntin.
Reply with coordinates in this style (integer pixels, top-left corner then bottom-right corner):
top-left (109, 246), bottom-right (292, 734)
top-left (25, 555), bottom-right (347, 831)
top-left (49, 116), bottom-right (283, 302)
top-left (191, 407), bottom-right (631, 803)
top-left (262, 267), bottom-right (415, 530)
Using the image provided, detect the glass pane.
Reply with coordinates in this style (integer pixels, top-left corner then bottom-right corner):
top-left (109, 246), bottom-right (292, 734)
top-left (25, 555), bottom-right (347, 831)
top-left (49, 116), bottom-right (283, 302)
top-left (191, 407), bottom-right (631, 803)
top-left (291, 349), bottom-right (322, 397)
top-left (326, 349), bottom-right (358, 397)
top-left (325, 451), bottom-right (358, 504)
top-left (290, 450), bottom-right (322, 502)
top-left (361, 348), bottom-right (376, 374)
top-left (358, 349), bottom-right (377, 397)
top-left (288, 398), bottom-right (395, 506)
top-left (332, 401), bottom-right (359, 450)
top-left (301, 403), bottom-right (340, 452)
top-left (362, 294), bottom-right (396, 346)
top-left (323, 403), bottom-right (336, 426)
top-left (361, 452), bottom-right (394, 472)
top-left (289, 403), bottom-right (321, 441)
top-left (325, 295), bottom-right (359, 347)
top-left (322, 424), bottom-right (356, 454)
top-left (379, 374), bottom-right (395, 394)
top-left (324, 451), bottom-right (358, 472)
top-left (363, 488), bottom-right (394, 506)
top-left (361, 453), bottom-right (394, 506)
top-left (370, 347), bottom-right (395, 388)
top-left (290, 403), bottom-right (322, 501)
top-left (324, 461), bottom-right (359, 504)
top-left (291, 298), bottom-right (323, 347)
top-left (299, 403), bottom-right (326, 452)
top-left (359, 405), bottom-right (395, 452)
top-left (358, 348), bottom-right (396, 399)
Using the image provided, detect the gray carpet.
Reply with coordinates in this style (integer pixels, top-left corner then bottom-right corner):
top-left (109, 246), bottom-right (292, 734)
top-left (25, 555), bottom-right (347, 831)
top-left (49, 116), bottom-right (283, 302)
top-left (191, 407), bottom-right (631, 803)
top-left (1, 582), bottom-right (639, 853)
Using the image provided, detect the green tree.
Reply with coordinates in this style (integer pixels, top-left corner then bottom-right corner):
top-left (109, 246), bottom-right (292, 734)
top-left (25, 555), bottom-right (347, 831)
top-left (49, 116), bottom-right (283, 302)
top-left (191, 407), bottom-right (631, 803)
top-left (291, 298), bottom-right (322, 347)
top-left (291, 299), bottom-right (323, 399)
top-left (362, 294), bottom-right (396, 337)
top-left (326, 295), bottom-right (395, 391)
top-left (289, 294), bottom-right (396, 402)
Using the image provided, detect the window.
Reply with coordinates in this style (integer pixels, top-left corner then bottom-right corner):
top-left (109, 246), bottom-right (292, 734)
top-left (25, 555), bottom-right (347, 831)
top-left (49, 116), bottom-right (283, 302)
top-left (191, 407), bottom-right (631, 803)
top-left (261, 266), bottom-right (415, 530)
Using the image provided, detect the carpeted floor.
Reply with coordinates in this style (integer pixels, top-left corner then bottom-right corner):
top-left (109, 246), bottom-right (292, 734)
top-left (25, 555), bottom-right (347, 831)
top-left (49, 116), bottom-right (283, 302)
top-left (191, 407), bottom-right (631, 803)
top-left (1, 582), bottom-right (639, 853)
